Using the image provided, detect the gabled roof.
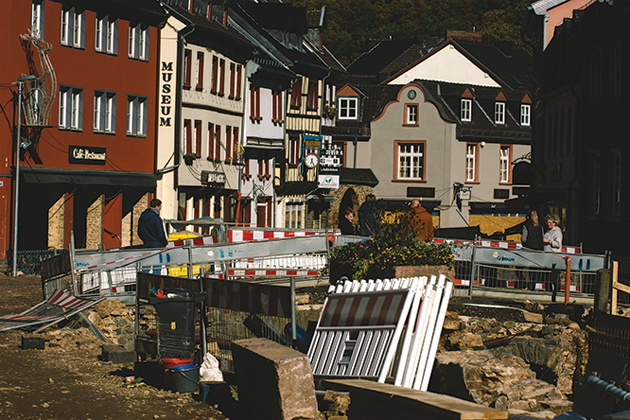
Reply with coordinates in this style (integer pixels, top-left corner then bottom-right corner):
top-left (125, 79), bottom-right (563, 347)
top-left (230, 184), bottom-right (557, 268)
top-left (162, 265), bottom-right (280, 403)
top-left (383, 38), bottom-right (533, 91)
top-left (530, 0), bottom-right (570, 15)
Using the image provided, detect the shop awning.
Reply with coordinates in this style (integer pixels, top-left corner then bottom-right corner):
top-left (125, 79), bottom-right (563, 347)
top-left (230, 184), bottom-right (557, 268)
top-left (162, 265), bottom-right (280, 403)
top-left (21, 167), bottom-right (157, 187)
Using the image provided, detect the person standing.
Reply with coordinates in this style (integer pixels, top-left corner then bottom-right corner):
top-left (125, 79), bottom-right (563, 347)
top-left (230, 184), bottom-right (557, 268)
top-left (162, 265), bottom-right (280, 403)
top-left (339, 207), bottom-right (356, 235)
top-left (138, 198), bottom-right (168, 248)
top-left (543, 214), bottom-right (563, 252)
top-left (358, 194), bottom-right (379, 237)
top-left (404, 199), bottom-right (434, 242)
top-left (521, 210), bottom-right (544, 251)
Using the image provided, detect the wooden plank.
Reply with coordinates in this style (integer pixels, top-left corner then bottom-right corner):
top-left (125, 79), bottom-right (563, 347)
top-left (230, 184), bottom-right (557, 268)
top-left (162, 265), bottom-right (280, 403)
top-left (322, 379), bottom-right (508, 420)
top-left (612, 261), bottom-right (620, 315)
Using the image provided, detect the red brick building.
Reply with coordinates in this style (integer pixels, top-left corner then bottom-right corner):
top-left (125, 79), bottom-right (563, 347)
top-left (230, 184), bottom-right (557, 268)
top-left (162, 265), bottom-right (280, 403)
top-left (0, 0), bottom-right (166, 261)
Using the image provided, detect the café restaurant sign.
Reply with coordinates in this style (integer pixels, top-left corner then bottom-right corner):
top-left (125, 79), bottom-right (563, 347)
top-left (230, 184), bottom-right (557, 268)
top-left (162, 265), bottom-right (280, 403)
top-left (69, 145), bottom-right (106, 165)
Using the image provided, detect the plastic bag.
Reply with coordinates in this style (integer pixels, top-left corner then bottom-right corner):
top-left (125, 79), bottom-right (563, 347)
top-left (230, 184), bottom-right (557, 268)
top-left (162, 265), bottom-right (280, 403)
top-left (199, 352), bottom-right (223, 381)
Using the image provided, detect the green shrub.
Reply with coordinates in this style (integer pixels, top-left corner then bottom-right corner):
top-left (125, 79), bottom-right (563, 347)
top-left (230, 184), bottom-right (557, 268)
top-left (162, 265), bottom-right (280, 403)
top-left (330, 218), bottom-right (455, 280)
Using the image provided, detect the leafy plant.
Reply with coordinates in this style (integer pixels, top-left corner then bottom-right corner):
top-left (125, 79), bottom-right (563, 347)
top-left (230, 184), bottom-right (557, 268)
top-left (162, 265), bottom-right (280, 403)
top-left (330, 216), bottom-right (455, 280)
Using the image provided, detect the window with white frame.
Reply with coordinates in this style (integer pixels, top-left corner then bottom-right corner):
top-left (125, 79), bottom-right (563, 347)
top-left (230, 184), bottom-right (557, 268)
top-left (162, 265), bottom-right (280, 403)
top-left (396, 141), bottom-right (425, 180)
top-left (59, 86), bottom-right (83, 130)
top-left (95, 14), bottom-right (117, 54)
top-left (285, 202), bottom-right (304, 229)
top-left (461, 99), bottom-right (471, 122)
top-left (61, 6), bottom-right (85, 48)
top-left (405, 104), bottom-right (418, 125)
top-left (499, 145), bottom-right (511, 183)
top-left (495, 102), bottom-right (505, 124)
top-left (128, 23), bottom-right (149, 60)
top-left (126, 95), bottom-right (147, 136)
top-left (466, 143), bottom-right (478, 182)
top-left (338, 97), bottom-right (358, 120)
top-left (93, 90), bottom-right (116, 133)
top-left (611, 151), bottom-right (621, 216)
top-left (590, 152), bottom-right (601, 215)
top-left (32, 0), bottom-right (45, 37)
top-left (520, 104), bottom-right (531, 126)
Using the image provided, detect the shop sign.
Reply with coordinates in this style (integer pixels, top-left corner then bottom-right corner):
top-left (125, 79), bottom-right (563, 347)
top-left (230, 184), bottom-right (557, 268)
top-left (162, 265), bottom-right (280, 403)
top-left (69, 146), bottom-right (106, 165)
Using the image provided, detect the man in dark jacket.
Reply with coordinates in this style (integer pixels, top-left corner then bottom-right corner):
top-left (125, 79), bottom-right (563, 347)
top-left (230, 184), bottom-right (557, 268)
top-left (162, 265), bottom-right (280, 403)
top-left (138, 198), bottom-right (168, 248)
top-left (358, 194), bottom-right (379, 237)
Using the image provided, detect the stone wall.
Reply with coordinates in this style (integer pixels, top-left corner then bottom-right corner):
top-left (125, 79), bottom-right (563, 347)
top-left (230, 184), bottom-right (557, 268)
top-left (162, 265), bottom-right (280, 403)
top-left (328, 184), bottom-right (374, 228)
top-left (48, 195), bottom-right (65, 249)
top-left (86, 196), bottom-right (103, 249)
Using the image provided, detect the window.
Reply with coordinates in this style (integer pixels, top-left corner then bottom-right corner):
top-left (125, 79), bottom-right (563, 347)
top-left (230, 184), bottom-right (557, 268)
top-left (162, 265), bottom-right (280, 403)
top-left (61, 6), bottom-right (85, 48)
top-left (250, 86), bottom-right (261, 120)
top-left (183, 49), bottom-right (191, 89)
top-left (194, 120), bottom-right (202, 157)
top-left (338, 97), bottom-right (358, 120)
top-left (219, 59), bottom-right (225, 96)
top-left (520, 104), bottom-right (531, 127)
top-left (395, 141), bottom-right (425, 181)
top-left (232, 127), bottom-right (239, 158)
top-left (258, 159), bottom-right (270, 178)
top-left (272, 90), bottom-right (283, 123)
top-left (590, 152), bottom-right (601, 215)
top-left (128, 23), bottom-right (149, 60)
top-left (59, 86), bottom-right (83, 130)
top-left (307, 81), bottom-right (318, 110)
top-left (499, 145), bottom-right (512, 184)
top-left (611, 151), bottom-right (621, 216)
top-left (195, 52), bottom-right (204, 90)
top-left (184, 119), bottom-right (192, 154)
top-left (235, 65), bottom-right (242, 100)
top-left (461, 99), bottom-right (471, 122)
top-left (291, 79), bottom-right (302, 108)
top-left (288, 135), bottom-right (299, 166)
top-left (225, 126), bottom-right (232, 162)
top-left (215, 125), bottom-right (221, 161)
top-left (229, 63), bottom-right (235, 98)
top-left (207, 122), bottom-right (214, 160)
top-left (95, 14), bottom-right (117, 54)
top-left (32, 0), bottom-right (45, 37)
top-left (93, 90), bottom-right (116, 133)
top-left (211, 56), bottom-right (218, 93)
top-left (285, 202), bottom-right (304, 229)
top-left (465, 143), bottom-right (478, 182)
top-left (494, 102), bottom-right (505, 124)
top-left (126, 95), bottom-right (147, 136)
top-left (405, 104), bottom-right (418, 125)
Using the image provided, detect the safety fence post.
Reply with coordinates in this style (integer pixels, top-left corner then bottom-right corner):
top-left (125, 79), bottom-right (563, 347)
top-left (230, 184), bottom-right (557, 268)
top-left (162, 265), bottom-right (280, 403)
top-left (564, 256), bottom-right (571, 305)
top-left (468, 235), bottom-right (478, 299)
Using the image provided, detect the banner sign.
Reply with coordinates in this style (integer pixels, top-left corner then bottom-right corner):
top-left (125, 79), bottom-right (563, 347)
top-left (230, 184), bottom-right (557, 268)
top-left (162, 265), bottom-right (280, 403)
top-left (68, 146), bottom-right (106, 165)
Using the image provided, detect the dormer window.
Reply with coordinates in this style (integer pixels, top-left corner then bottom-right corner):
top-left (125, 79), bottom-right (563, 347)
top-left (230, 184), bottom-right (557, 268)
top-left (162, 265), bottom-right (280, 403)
top-left (405, 104), bottom-right (418, 126)
top-left (495, 102), bottom-right (505, 124)
top-left (461, 99), bottom-right (471, 122)
top-left (338, 97), bottom-right (358, 120)
top-left (520, 104), bottom-right (531, 126)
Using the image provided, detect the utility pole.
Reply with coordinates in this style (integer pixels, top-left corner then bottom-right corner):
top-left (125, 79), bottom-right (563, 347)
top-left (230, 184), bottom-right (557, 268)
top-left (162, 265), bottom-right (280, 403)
top-left (12, 75), bottom-right (37, 277)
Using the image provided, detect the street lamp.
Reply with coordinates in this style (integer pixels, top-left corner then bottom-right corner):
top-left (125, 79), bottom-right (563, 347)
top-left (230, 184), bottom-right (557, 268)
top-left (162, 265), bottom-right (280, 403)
top-left (12, 75), bottom-right (37, 277)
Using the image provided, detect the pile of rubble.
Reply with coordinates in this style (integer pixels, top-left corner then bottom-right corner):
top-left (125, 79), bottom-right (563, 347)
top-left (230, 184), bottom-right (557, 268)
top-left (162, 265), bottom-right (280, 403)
top-left (433, 300), bottom-right (588, 418)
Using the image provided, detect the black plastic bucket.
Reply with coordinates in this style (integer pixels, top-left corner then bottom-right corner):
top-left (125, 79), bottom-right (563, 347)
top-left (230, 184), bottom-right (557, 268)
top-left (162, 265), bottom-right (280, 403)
top-left (166, 364), bottom-right (200, 393)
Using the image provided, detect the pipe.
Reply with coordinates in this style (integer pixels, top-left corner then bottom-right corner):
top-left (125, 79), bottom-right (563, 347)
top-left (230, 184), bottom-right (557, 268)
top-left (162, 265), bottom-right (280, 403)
top-left (587, 374), bottom-right (630, 402)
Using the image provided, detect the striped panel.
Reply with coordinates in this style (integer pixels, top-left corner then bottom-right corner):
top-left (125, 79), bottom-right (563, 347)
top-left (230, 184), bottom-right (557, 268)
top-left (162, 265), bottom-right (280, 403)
top-left (0, 315), bottom-right (57, 321)
top-left (319, 291), bottom-right (408, 327)
top-left (204, 279), bottom-right (292, 318)
top-left (228, 269), bottom-right (320, 277)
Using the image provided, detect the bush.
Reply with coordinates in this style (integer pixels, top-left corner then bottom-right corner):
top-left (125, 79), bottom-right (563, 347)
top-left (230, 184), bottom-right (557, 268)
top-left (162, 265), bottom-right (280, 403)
top-left (330, 218), bottom-right (455, 280)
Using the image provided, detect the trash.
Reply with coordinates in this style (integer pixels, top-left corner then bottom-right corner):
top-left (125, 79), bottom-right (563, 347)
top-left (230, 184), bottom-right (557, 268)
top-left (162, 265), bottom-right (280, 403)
top-left (199, 352), bottom-right (223, 381)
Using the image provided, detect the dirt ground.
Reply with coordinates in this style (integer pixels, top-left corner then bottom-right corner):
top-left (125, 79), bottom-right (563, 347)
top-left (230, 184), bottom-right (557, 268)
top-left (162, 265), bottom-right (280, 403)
top-left (0, 275), bottom-right (238, 420)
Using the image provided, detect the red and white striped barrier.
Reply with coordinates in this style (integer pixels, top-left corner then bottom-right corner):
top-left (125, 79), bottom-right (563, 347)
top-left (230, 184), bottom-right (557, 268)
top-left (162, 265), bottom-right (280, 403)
top-left (228, 269), bottom-right (320, 277)
top-left (433, 237), bottom-right (581, 254)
